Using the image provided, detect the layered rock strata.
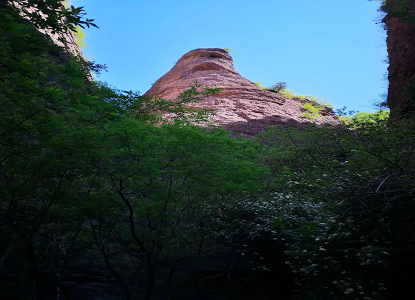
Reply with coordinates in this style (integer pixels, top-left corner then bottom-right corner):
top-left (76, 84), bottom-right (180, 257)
top-left (145, 48), bottom-right (340, 137)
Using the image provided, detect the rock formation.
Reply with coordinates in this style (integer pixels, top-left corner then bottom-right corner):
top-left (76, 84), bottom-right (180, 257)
top-left (383, 1), bottom-right (415, 122)
top-left (145, 48), bottom-right (340, 137)
top-left (11, 1), bottom-right (83, 57)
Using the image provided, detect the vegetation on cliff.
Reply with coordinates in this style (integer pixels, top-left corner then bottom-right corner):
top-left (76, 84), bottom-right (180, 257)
top-left (0, 1), bottom-right (414, 299)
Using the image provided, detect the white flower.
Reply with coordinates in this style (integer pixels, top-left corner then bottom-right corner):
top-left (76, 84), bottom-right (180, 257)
top-left (344, 288), bottom-right (354, 294)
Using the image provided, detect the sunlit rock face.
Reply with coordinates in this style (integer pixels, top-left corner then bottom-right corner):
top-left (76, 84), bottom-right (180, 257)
top-left (12, 1), bottom-right (82, 56)
top-left (145, 48), bottom-right (340, 137)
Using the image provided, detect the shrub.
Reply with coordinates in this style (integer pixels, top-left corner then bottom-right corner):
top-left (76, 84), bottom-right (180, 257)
top-left (340, 110), bottom-right (389, 129)
top-left (256, 122), bottom-right (415, 299)
top-left (268, 82), bottom-right (287, 93)
top-left (301, 102), bottom-right (323, 118)
top-left (280, 89), bottom-right (296, 98)
top-left (254, 80), bottom-right (267, 89)
top-left (74, 25), bottom-right (87, 48)
top-left (294, 94), bottom-right (318, 102)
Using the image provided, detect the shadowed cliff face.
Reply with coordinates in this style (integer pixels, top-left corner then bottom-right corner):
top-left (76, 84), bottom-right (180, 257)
top-left (383, 3), bottom-right (415, 122)
top-left (145, 48), bottom-right (340, 137)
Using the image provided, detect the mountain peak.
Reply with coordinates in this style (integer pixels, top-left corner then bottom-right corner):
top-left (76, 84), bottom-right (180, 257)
top-left (145, 49), bottom-right (339, 137)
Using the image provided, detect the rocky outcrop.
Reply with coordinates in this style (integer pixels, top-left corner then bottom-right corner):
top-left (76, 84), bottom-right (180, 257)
top-left (145, 48), bottom-right (340, 137)
top-left (383, 1), bottom-right (415, 122)
top-left (11, 1), bottom-right (82, 57)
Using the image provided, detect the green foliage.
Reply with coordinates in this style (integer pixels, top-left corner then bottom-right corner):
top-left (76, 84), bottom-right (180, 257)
top-left (74, 25), bottom-right (87, 48)
top-left (377, 0), bottom-right (415, 22)
top-left (319, 98), bottom-right (334, 108)
top-left (278, 88), bottom-right (334, 108)
top-left (340, 110), bottom-right (390, 129)
top-left (255, 122), bottom-right (415, 299)
top-left (223, 47), bottom-right (232, 52)
top-left (300, 112), bottom-right (315, 119)
top-left (8, 0), bottom-right (98, 32)
top-left (279, 88), bottom-right (297, 98)
top-left (294, 94), bottom-right (318, 102)
top-left (301, 102), bottom-right (323, 119)
top-left (268, 82), bottom-right (287, 93)
top-left (2, 1), bottom-right (415, 299)
top-left (63, 0), bottom-right (71, 9)
top-left (302, 103), bottom-right (321, 114)
top-left (0, 4), bottom-right (267, 298)
top-left (254, 80), bottom-right (267, 89)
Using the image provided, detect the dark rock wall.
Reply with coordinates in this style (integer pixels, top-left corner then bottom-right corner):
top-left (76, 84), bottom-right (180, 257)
top-left (383, 1), bottom-right (415, 121)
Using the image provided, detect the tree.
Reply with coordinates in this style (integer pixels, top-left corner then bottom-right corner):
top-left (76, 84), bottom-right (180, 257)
top-left (255, 120), bottom-right (415, 299)
top-left (0, 3), bottom-right (270, 299)
top-left (268, 82), bottom-right (287, 93)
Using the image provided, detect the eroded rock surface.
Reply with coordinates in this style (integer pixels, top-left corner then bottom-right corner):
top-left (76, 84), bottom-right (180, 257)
top-left (145, 48), bottom-right (340, 137)
top-left (383, 3), bottom-right (415, 122)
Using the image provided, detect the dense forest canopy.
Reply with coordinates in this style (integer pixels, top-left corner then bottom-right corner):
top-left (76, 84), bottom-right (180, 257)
top-left (0, 1), bottom-right (414, 299)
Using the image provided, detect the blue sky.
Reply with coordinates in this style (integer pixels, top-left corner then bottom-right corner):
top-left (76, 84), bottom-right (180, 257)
top-left (71, 0), bottom-right (387, 113)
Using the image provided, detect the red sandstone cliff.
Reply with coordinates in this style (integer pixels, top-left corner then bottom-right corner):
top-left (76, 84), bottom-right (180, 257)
top-left (145, 48), bottom-right (340, 137)
top-left (383, 1), bottom-right (415, 122)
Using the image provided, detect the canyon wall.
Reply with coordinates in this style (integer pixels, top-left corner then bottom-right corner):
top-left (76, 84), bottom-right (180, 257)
top-left (383, 0), bottom-right (415, 121)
